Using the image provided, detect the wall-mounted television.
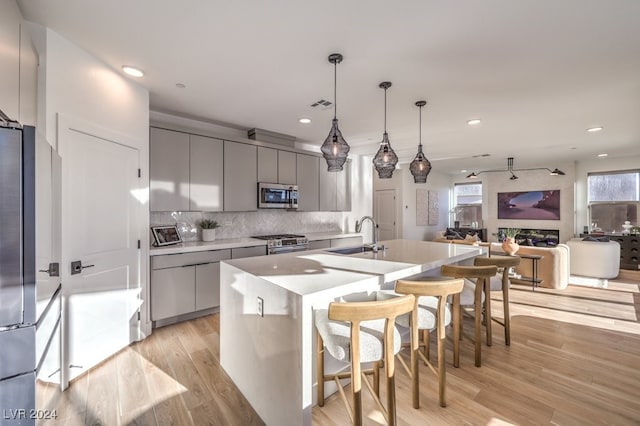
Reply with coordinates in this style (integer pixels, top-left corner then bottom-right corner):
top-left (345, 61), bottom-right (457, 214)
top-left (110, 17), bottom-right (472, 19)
top-left (497, 190), bottom-right (560, 220)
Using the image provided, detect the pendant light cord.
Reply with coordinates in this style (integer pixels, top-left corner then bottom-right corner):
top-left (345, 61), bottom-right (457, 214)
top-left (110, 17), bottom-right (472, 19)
top-left (333, 62), bottom-right (337, 120)
top-left (419, 103), bottom-right (422, 148)
top-left (384, 87), bottom-right (387, 133)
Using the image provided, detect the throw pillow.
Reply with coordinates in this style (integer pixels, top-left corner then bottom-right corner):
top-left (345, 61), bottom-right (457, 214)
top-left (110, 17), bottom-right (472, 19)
top-left (582, 236), bottom-right (610, 242)
top-left (464, 234), bottom-right (479, 242)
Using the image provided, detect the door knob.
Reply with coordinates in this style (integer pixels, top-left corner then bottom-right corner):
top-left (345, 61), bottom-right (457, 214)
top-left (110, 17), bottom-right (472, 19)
top-left (70, 260), bottom-right (95, 275)
top-left (39, 262), bottom-right (60, 277)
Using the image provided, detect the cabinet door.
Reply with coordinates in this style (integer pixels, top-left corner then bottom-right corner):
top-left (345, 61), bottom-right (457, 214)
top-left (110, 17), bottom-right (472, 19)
top-left (296, 154), bottom-right (319, 211)
top-left (151, 266), bottom-right (195, 320)
top-left (231, 246), bottom-right (267, 259)
top-left (150, 128), bottom-right (190, 211)
top-left (224, 141), bottom-right (257, 211)
top-left (337, 160), bottom-right (351, 211)
top-left (195, 262), bottom-right (220, 311)
top-left (257, 147), bottom-right (278, 183)
top-left (319, 168), bottom-right (337, 211)
top-left (190, 134), bottom-right (224, 211)
top-left (278, 151), bottom-right (297, 184)
top-left (308, 239), bottom-right (331, 250)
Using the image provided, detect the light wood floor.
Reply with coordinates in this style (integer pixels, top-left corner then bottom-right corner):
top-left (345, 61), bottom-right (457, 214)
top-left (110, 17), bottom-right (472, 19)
top-left (38, 271), bottom-right (640, 425)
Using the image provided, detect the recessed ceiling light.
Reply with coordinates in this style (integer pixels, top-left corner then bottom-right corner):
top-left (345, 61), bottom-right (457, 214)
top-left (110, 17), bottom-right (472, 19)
top-left (460, 169), bottom-right (468, 173)
top-left (122, 66), bottom-right (144, 77)
top-left (176, 83), bottom-right (186, 89)
top-left (467, 119), bottom-right (482, 126)
top-left (299, 118), bottom-right (311, 124)
top-left (587, 126), bottom-right (603, 133)
top-left (597, 153), bottom-right (608, 157)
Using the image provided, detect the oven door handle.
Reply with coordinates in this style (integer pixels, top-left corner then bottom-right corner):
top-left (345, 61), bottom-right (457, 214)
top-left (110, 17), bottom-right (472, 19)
top-left (269, 245), bottom-right (309, 255)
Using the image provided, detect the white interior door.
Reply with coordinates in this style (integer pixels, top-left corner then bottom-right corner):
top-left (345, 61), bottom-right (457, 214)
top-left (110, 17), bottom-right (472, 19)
top-left (375, 189), bottom-right (396, 241)
top-left (59, 118), bottom-right (141, 385)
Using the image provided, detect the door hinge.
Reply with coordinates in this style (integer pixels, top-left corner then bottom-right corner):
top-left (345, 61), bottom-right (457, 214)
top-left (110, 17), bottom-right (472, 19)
top-left (137, 239), bottom-right (141, 249)
top-left (137, 311), bottom-right (141, 321)
top-left (138, 168), bottom-right (141, 178)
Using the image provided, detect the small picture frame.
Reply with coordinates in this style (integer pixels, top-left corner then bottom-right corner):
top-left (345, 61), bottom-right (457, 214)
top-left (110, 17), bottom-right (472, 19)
top-left (151, 225), bottom-right (182, 247)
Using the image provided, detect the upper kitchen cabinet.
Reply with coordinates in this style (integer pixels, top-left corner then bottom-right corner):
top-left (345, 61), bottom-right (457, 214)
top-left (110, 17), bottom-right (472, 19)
top-left (257, 147), bottom-right (278, 183)
top-left (296, 154), bottom-right (319, 211)
top-left (257, 147), bottom-right (297, 185)
top-left (319, 160), bottom-right (351, 211)
top-left (224, 141), bottom-right (257, 211)
top-left (150, 127), bottom-right (190, 211)
top-left (278, 150), bottom-right (297, 184)
top-left (190, 135), bottom-right (223, 211)
top-left (0, 3), bottom-right (20, 121)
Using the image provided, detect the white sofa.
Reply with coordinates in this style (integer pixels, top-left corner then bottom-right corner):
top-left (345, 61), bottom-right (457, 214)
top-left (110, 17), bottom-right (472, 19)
top-left (490, 243), bottom-right (570, 289)
top-left (566, 238), bottom-right (620, 279)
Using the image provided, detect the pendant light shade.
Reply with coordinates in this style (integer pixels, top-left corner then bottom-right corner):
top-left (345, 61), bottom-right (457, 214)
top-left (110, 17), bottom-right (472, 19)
top-left (409, 100), bottom-right (432, 183)
top-left (373, 82), bottom-right (398, 179)
top-left (321, 53), bottom-right (350, 172)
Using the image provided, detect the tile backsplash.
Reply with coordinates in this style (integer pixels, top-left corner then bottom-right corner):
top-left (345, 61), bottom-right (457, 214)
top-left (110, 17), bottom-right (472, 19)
top-left (151, 210), bottom-right (344, 241)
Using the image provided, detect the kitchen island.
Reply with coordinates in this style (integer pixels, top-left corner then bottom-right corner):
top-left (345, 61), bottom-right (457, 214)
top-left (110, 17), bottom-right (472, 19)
top-left (219, 239), bottom-right (484, 425)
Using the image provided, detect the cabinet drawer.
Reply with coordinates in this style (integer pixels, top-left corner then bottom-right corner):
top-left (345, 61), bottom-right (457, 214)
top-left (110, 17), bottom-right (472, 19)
top-left (308, 239), bottom-right (331, 250)
top-left (330, 236), bottom-right (363, 248)
top-left (151, 267), bottom-right (195, 320)
top-left (231, 246), bottom-right (267, 259)
top-left (151, 249), bottom-right (231, 270)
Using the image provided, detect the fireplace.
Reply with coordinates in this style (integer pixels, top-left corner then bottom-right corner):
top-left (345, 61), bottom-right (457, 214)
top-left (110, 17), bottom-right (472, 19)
top-left (498, 228), bottom-right (559, 247)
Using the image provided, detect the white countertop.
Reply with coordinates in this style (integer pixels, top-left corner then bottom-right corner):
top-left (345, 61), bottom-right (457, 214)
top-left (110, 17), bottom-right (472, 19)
top-left (222, 239), bottom-right (485, 296)
top-left (150, 232), bottom-right (362, 255)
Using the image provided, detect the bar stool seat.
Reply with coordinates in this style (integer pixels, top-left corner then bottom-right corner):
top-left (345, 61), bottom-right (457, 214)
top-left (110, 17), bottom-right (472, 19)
top-left (315, 292), bottom-right (415, 425)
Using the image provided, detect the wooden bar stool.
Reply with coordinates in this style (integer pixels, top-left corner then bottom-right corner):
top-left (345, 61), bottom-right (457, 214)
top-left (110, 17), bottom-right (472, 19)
top-left (441, 264), bottom-right (497, 367)
top-left (315, 293), bottom-right (415, 426)
top-left (474, 255), bottom-right (521, 345)
top-left (394, 277), bottom-right (465, 408)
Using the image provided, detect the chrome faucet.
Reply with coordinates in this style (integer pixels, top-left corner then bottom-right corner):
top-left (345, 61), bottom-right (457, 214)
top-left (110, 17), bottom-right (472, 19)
top-left (355, 216), bottom-right (381, 251)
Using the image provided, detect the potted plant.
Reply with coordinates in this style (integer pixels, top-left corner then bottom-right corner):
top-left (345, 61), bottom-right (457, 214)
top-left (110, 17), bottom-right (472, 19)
top-left (501, 228), bottom-right (520, 256)
top-left (198, 219), bottom-right (220, 242)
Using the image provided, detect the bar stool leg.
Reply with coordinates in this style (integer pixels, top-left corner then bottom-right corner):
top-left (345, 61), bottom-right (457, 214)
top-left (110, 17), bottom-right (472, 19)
top-left (474, 282), bottom-right (483, 367)
top-left (484, 277), bottom-right (493, 346)
top-left (453, 293), bottom-right (460, 368)
top-left (317, 332), bottom-right (325, 407)
top-left (350, 325), bottom-right (363, 426)
top-left (503, 278), bottom-right (511, 345)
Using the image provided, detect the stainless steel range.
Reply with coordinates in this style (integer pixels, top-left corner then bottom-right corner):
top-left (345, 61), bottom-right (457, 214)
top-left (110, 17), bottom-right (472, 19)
top-left (252, 234), bottom-right (309, 255)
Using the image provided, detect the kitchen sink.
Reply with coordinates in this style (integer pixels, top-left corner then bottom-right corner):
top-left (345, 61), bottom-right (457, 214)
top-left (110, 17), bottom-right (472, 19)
top-left (326, 245), bottom-right (376, 255)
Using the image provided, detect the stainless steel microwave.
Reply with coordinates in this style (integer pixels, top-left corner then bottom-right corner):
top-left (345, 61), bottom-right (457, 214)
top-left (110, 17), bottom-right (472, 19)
top-left (258, 183), bottom-right (298, 209)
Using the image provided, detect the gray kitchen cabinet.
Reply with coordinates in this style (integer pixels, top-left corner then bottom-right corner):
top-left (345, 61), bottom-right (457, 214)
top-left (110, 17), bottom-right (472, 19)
top-left (0, 2), bottom-right (21, 122)
top-left (319, 168), bottom-right (337, 211)
top-left (190, 134), bottom-right (224, 211)
top-left (319, 160), bottom-right (351, 211)
top-left (150, 249), bottom-right (231, 322)
top-left (336, 160), bottom-right (351, 211)
top-left (257, 147), bottom-right (278, 183)
top-left (151, 266), bottom-right (195, 320)
top-left (330, 236), bottom-right (363, 248)
top-left (150, 127), bottom-right (190, 211)
top-left (195, 262), bottom-right (221, 311)
top-left (278, 150), bottom-right (297, 184)
top-left (224, 141), bottom-right (258, 211)
top-left (296, 154), bottom-right (319, 211)
top-left (232, 246), bottom-right (267, 259)
top-left (308, 239), bottom-right (331, 250)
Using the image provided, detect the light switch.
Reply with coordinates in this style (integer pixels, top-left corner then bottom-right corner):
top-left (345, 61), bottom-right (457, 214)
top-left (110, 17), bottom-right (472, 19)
top-left (257, 297), bottom-right (264, 317)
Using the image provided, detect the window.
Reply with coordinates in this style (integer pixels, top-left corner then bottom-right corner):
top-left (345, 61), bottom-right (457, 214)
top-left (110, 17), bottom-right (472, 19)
top-left (587, 170), bottom-right (640, 233)
top-left (452, 183), bottom-right (482, 227)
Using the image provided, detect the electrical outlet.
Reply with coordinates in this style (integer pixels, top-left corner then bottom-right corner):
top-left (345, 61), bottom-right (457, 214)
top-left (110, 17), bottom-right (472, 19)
top-left (257, 297), bottom-right (264, 317)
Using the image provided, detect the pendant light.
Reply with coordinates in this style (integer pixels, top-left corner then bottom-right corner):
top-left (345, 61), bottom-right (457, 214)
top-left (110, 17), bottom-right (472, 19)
top-left (372, 81), bottom-right (398, 179)
top-left (409, 100), bottom-right (432, 183)
top-left (321, 53), bottom-right (350, 172)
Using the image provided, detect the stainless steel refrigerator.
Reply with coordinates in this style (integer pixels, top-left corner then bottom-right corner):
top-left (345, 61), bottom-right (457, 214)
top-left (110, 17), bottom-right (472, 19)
top-left (1, 114), bottom-right (61, 425)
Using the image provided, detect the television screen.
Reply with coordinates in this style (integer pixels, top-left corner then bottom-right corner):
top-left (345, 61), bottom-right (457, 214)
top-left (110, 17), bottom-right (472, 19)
top-left (497, 190), bottom-right (560, 220)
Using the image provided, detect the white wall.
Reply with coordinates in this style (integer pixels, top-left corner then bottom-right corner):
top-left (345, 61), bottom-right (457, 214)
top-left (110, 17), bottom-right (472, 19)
top-left (401, 167), bottom-right (451, 241)
top-left (575, 154), bottom-right (640, 234)
top-left (343, 154), bottom-right (373, 238)
top-left (452, 161), bottom-right (576, 242)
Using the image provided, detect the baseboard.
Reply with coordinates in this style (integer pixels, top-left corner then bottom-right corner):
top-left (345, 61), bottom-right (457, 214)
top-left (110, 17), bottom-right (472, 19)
top-left (569, 275), bottom-right (608, 288)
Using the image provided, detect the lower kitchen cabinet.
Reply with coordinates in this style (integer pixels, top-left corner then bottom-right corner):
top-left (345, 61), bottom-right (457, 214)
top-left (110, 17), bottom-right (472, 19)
top-left (151, 249), bottom-right (231, 322)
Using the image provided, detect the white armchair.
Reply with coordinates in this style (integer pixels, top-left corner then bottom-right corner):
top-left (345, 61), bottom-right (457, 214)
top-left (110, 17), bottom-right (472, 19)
top-left (566, 238), bottom-right (620, 279)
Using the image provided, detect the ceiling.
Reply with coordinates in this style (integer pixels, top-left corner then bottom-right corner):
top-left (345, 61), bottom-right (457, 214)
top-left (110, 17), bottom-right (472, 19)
top-left (18, 0), bottom-right (640, 175)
